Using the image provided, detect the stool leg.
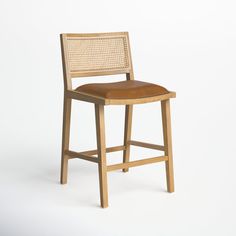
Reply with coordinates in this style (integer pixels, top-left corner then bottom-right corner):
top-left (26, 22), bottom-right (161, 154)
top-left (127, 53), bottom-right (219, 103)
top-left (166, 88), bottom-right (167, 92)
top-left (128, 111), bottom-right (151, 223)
top-left (161, 100), bottom-right (175, 192)
top-left (123, 105), bottom-right (133, 172)
top-left (95, 104), bottom-right (108, 208)
top-left (60, 96), bottom-right (72, 184)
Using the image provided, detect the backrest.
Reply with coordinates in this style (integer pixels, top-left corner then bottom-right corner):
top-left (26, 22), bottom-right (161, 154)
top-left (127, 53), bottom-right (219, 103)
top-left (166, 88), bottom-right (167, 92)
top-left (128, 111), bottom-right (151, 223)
top-left (60, 32), bottom-right (134, 90)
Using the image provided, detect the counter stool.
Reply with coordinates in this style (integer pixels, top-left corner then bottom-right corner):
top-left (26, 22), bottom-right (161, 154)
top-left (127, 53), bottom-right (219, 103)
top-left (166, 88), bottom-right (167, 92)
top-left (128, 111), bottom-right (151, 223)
top-left (60, 32), bottom-right (176, 208)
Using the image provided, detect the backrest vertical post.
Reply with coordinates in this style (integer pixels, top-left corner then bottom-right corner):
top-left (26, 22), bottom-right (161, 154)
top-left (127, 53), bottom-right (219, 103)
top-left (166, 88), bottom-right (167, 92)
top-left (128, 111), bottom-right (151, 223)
top-left (126, 33), bottom-right (134, 81)
top-left (60, 34), bottom-right (72, 90)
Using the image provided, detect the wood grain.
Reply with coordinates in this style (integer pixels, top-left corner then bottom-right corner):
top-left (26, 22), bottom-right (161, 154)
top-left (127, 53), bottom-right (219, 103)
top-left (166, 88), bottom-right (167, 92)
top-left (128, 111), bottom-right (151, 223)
top-left (95, 104), bottom-right (108, 208)
top-left (161, 99), bottom-right (175, 192)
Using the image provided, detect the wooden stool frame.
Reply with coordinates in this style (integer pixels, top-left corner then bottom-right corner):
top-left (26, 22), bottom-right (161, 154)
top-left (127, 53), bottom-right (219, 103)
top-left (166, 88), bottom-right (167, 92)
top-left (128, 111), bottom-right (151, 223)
top-left (60, 32), bottom-right (175, 208)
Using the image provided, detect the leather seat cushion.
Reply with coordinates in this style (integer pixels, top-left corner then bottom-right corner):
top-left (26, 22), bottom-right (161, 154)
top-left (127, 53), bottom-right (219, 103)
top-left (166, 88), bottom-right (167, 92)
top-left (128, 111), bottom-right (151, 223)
top-left (75, 80), bottom-right (169, 99)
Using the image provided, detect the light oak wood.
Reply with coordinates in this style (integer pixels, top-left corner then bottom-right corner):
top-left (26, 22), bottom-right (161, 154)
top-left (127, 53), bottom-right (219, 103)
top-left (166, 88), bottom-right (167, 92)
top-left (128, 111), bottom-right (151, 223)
top-left (106, 92), bottom-right (176, 105)
top-left (60, 32), bottom-right (176, 207)
top-left (129, 140), bottom-right (165, 151)
top-left (95, 104), bottom-right (108, 208)
top-left (66, 90), bottom-right (106, 105)
top-left (107, 156), bottom-right (168, 172)
top-left (60, 96), bottom-right (72, 184)
top-left (66, 89), bottom-right (175, 106)
top-left (65, 145), bottom-right (125, 160)
top-left (161, 99), bottom-right (175, 192)
top-left (60, 35), bottom-right (72, 90)
top-left (70, 69), bottom-right (130, 78)
top-left (81, 145), bottom-right (126, 156)
top-left (123, 105), bottom-right (133, 172)
top-left (65, 32), bottom-right (129, 38)
top-left (125, 34), bottom-right (135, 81)
top-left (65, 150), bottom-right (98, 163)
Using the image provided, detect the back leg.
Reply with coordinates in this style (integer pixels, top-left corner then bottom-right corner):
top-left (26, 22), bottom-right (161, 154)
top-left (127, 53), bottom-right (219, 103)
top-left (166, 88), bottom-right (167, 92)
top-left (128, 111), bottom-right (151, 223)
top-left (161, 99), bottom-right (174, 192)
top-left (60, 97), bottom-right (72, 184)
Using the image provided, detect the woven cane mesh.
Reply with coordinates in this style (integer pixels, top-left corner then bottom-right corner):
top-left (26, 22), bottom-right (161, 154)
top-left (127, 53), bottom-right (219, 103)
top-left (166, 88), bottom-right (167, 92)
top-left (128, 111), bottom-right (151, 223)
top-left (67, 36), bottom-right (130, 73)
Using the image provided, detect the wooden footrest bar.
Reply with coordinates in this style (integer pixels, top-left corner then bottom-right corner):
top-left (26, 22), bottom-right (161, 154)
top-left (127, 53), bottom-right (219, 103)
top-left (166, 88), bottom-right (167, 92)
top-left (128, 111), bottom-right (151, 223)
top-left (129, 140), bottom-right (165, 151)
top-left (65, 145), bottom-right (126, 162)
top-left (65, 144), bottom-right (166, 168)
top-left (107, 156), bottom-right (168, 172)
top-left (82, 145), bottom-right (126, 156)
top-left (65, 150), bottom-right (99, 163)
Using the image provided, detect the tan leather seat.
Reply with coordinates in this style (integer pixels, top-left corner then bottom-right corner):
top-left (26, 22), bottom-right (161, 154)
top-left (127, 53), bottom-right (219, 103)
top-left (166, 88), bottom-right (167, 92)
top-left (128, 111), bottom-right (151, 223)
top-left (76, 80), bottom-right (169, 99)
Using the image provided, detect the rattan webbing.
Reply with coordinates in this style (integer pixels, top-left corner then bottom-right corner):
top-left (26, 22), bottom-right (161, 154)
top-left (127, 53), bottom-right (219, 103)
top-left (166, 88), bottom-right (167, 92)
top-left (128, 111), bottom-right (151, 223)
top-left (67, 37), bottom-right (129, 73)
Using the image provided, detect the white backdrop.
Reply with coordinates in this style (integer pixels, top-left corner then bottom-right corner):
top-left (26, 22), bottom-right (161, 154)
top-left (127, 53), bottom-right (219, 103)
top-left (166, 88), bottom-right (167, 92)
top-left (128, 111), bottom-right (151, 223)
top-left (0, 0), bottom-right (236, 235)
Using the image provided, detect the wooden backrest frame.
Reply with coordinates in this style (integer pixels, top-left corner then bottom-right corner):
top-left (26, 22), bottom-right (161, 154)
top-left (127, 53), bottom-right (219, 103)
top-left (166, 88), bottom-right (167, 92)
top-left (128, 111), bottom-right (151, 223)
top-left (60, 32), bottom-right (134, 90)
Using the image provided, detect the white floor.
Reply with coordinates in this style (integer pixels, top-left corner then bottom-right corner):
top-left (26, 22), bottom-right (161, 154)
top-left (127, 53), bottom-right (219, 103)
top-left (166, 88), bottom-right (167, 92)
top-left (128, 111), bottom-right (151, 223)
top-left (0, 127), bottom-right (235, 236)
